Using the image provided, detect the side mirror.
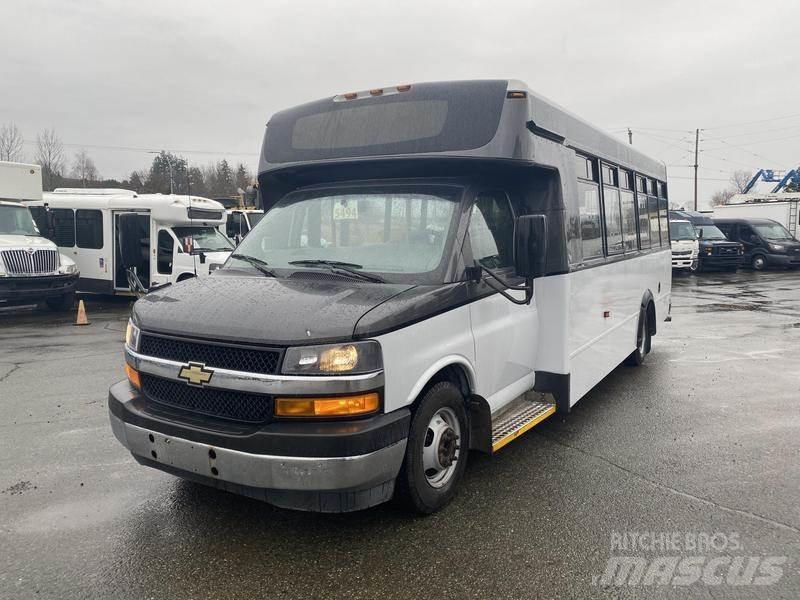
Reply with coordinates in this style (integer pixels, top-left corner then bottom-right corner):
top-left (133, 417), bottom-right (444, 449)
top-left (514, 214), bottom-right (547, 279)
top-left (697, 228), bottom-right (703, 239)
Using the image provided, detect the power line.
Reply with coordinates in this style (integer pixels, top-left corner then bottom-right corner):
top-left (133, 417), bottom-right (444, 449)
top-left (22, 139), bottom-right (255, 157)
top-left (708, 121), bottom-right (800, 140)
top-left (701, 135), bottom-right (785, 166)
top-left (705, 112), bottom-right (800, 131)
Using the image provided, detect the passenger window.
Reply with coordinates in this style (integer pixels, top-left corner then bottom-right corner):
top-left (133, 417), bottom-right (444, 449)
top-left (637, 193), bottom-right (650, 249)
top-left (648, 196), bottom-right (661, 246)
top-left (468, 192), bottom-right (515, 269)
top-left (50, 208), bottom-right (75, 247)
top-left (620, 190), bottom-right (637, 251)
top-left (603, 187), bottom-right (624, 254)
top-left (578, 181), bottom-right (603, 260)
top-left (76, 209), bottom-right (103, 249)
top-left (157, 229), bottom-right (174, 274)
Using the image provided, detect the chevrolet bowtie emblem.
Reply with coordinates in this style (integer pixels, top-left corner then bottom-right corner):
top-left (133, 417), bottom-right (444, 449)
top-left (178, 362), bottom-right (214, 387)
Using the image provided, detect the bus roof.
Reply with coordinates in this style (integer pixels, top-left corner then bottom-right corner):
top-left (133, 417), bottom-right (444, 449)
top-left (260, 79), bottom-right (666, 180)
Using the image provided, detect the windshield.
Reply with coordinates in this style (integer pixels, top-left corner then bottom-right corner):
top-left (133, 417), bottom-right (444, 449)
top-left (754, 223), bottom-right (793, 241)
top-left (172, 226), bottom-right (234, 253)
top-left (0, 205), bottom-right (40, 236)
top-left (695, 225), bottom-right (727, 240)
top-left (228, 185), bottom-right (461, 282)
top-left (669, 221), bottom-right (696, 241)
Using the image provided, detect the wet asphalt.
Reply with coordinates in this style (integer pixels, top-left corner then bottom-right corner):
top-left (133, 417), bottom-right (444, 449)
top-left (0, 271), bottom-right (798, 600)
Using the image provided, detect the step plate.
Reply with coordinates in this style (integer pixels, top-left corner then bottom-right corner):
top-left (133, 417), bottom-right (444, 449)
top-left (491, 401), bottom-right (556, 452)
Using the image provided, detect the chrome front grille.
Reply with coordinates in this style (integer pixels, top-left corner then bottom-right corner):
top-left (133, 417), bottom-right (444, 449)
top-left (1, 249), bottom-right (59, 275)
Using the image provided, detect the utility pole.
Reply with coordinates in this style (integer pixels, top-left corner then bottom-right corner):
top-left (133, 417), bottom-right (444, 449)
top-left (628, 128), bottom-right (633, 145)
top-left (693, 128), bottom-right (700, 211)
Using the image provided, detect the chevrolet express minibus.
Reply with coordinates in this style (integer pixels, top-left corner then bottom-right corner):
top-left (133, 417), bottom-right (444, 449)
top-left (110, 80), bottom-right (672, 513)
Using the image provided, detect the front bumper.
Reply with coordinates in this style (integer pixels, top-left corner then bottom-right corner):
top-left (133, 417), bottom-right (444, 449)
top-left (0, 272), bottom-right (78, 303)
top-left (671, 254), bottom-right (696, 268)
top-left (763, 252), bottom-right (800, 267)
top-left (699, 254), bottom-right (742, 269)
top-left (108, 381), bottom-right (409, 512)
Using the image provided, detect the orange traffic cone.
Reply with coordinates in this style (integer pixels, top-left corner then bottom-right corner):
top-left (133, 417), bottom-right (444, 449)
top-left (74, 299), bottom-right (90, 326)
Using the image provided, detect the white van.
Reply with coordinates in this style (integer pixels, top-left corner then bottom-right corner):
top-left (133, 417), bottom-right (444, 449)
top-left (0, 162), bottom-right (79, 310)
top-left (26, 189), bottom-right (233, 295)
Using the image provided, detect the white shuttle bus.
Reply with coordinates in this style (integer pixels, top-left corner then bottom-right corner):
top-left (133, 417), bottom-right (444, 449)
top-left (26, 189), bottom-right (233, 295)
top-left (110, 80), bottom-right (671, 514)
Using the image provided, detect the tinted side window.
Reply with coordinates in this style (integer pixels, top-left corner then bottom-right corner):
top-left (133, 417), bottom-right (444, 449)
top-left (157, 230), bottom-right (174, 274)
top-left (51, 208), bottom-right (75, 247)
top-left (603, 187), bottom-right (623, 254)
top-left (648, 196), bottom-right (661, 246)
top-left (76, 209), bottom-right (103, 249)
top-left (468, 192), bottom-right (515, 269)
top-left (658, 198), bottom-right (669, 246)
top-left (638, 193), bottom-right (650, 249)
top-left (620, 190), bottom-right (637, 251)
top-left (579, 181), bottom-right (603, 260)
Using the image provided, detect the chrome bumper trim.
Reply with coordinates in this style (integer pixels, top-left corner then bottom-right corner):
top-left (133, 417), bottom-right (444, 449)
top-left (110, 412), bottom-right (406, 491)
top-left (125, 347), bottom-right (384, 395)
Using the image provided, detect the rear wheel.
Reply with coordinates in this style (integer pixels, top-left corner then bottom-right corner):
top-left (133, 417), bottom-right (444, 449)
top-left (625, 307), bottom-right (650, 366)
top-left (396, 382), bottom-right (469, 514)
top-left (45, 290), bottom-right (75, 311)
top-left (751, 254), bottom-right (767, 271)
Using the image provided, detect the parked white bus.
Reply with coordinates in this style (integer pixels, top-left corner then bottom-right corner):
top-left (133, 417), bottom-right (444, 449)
top-left (111, 80), bottom-right (672, 513)
top-left (0, 162), bottom-right (79, 309)
top-left (26, 189), bottom-right (233, 295)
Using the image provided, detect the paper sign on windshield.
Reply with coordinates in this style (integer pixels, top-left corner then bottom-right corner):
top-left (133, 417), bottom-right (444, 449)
top-left (333, 199), bottom-right (358, 221)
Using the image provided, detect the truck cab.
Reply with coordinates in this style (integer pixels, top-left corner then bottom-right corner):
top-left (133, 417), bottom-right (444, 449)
top-left (668, 219), bottom-right (699, 271)
top-left (0, 163), bottom-right (79, 310)
top-left (669, 210), bottom-right (743, 271)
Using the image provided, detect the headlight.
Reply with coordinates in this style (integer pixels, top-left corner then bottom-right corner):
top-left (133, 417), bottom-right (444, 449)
top-left (769, 243), bottom-right (785, 253)
top-left (59, 263), bottom-right (79, 275)
top-left (705, 247), bottom-right (713, 255)
top-left (0, 255), bottom-right (5, 277)
top-left (125, 319), bottom-right (141, 352)
top-left (282, 341), bottom-right (382, 375)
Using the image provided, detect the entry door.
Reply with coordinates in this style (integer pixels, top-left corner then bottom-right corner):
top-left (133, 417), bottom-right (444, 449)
top-left (466, 190), bottom-right (538, 412)
top-left (736, 224), bottom-right (758, 260)
top-left (114, 212), bottom-right (151, 290)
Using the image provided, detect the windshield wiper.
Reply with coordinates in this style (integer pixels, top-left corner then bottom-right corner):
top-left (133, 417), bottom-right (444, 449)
top-left (230, 253), bottom-right (276, 277)
top-left (288, 259), bottom-right (385, 283)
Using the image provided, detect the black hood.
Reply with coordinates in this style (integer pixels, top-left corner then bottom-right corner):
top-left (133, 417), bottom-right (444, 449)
top-left (131, 272), bottom-right (414, 346)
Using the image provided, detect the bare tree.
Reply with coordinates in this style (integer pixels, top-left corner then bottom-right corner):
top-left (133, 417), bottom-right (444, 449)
top-left (730, 170), bottom-right (753, 194)
top-left (34, 128), bottom-right (65, 190)
top-left (70, 148), bottom-right (99, 186)
top-left (0, 123), bottom-right (24, 162)
top-left (710, 188), bottom-right (735, 207)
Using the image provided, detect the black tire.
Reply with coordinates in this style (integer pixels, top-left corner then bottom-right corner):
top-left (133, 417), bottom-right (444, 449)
top-left (396, 381), bottom-right (469, 514)
top-left (689, 259), bottom-right (699, 273)
top-left (751, 254), bottom-right (767, 271)
top-left (625, 306), bottom-right (650, 366)
top-left (45, 291), bottom-right (75, 311)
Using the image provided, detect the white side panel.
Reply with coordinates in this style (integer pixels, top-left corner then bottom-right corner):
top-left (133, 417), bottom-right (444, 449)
top-left (469, 289), bottom-right (537, 412)
top-left (64, 211), bottom-right (113, 283)
top-left (533, 274), bottom-right (570, 375)
top-left (714, 202), bottom-right (791, 228)
top-left (376, 305), bottom-right (475, 413)
top-left (568, 249), bottom-right (671, 405)
top-left (0, 162), bottom-right (42, 202)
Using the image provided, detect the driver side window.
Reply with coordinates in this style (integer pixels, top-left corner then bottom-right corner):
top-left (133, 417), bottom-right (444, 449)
top-left (468, 191), bottom-right (515, 270)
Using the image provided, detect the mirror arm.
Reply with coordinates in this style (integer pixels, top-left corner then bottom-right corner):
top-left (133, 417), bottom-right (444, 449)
top-left (474, 262), bottom-right (533, 305)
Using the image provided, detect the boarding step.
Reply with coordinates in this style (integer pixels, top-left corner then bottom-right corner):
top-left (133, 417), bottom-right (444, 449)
top-left (491, 392), bottom-right (556, 452)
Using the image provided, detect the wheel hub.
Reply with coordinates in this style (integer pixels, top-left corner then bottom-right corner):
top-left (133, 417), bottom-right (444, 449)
top-left (437, 428), bottom-right (459, 468)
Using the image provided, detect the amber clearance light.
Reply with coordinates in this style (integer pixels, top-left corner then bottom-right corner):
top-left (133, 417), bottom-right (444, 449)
top-left (125, 363), bottom-right (141, 390)
top-left (275, 393), bottom-right (380, 418)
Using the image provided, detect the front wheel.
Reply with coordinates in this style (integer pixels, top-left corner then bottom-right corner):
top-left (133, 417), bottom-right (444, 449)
top-left (689, 259), bottom-right (699, 273)
top-left (751, 254), bottom-right (767, 271)
top-left (625, 307), bottom-right (650, 366)
top-left (396, 382), bottom-right (469, 514)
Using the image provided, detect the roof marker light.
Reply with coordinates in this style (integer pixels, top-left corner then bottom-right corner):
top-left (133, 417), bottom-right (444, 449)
top-left (344, 92), bottom-right (358, 100)
top-left (507, 91), bottom-right (527, 99)
top-left (396, 84), bottom-right (411, 92)
top-left (369, 88), bottom-right (384, 96)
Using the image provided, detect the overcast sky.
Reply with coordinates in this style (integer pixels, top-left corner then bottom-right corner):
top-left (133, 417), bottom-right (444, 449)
top-left (2, 0), bottom-right (799, 208)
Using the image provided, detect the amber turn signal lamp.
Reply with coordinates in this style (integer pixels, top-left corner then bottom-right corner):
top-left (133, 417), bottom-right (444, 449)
top-left (506, 90), bottom-right (527, 99)
top-left (343, 92), bottom-right (358, 100)
top-left (125, 363), bottom-right (141, 390)
top-left (369, 88), bottom-right (383, 96)
top-left (396, 84), bottom-right (411, 92)
top-left (275, 393), bottom-right (380, 418)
